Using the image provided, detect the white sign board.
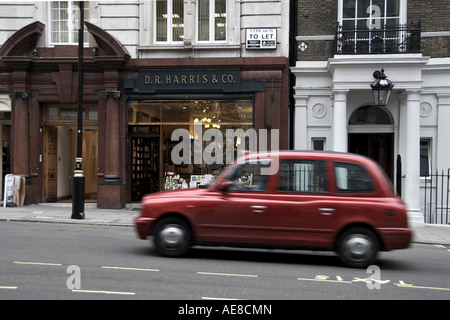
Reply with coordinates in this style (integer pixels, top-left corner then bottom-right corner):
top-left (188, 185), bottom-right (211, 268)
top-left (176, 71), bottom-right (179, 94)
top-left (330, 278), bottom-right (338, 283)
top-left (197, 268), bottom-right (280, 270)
top-left (245, 28), bottom-right (277, 50)
top-left (3, 174), bottom-right (23, 207)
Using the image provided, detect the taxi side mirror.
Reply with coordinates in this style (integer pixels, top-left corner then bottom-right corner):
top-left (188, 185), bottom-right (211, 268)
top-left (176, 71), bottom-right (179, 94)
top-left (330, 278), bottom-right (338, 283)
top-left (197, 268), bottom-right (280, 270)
top-left (216, 180), bottom-right (233, 192)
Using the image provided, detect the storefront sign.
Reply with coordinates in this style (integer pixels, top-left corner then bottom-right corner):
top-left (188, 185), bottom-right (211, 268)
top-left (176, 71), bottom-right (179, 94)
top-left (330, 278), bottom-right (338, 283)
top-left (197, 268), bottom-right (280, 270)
top-left (245, 28), bottom-right (277, 50)
top-left (138, 69), bottom-right (241, 93)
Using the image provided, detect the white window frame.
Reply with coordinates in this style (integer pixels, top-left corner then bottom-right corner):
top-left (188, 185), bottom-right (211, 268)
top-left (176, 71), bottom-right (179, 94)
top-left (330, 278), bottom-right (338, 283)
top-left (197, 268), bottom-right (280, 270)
top-left (154, 0), bottom-right (184, 44)
top-left (48, 1), bottom-right (89, 46)
top-left (338, 0), bottom-right (407, 26)
top-left (197, 0), bottom-right (227, 43)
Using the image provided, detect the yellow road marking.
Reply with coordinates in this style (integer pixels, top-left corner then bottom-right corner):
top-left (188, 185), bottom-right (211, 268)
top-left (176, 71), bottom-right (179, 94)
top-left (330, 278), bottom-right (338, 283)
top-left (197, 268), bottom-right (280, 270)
top-left (395, 280), bottom-right (450, 292)
top-left (72, 289), bottom-right (135, 295)
top-left (102, 266), bottom-right (160, 272)
top-left (202, 297), bottom-right (242, 300)
top-left (297, 277), bottom-right (352, 284)
top-left (14, 261), bottom-right (62, 266)
top-left (197, 271), bottom-right (258, 278)
top-left (0, 286), bottom-right (18, 290)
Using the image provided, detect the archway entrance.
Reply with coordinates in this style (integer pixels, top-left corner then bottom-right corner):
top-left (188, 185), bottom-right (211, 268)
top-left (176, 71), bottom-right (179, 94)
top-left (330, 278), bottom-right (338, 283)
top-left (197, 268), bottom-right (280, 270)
top-left (348, 105), bottom-right (394, 181)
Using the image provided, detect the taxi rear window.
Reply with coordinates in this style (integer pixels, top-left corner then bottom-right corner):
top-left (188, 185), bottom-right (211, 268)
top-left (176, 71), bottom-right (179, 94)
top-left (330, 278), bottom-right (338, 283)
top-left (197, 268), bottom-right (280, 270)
top-left (334, 161), bottom-right (375, 193)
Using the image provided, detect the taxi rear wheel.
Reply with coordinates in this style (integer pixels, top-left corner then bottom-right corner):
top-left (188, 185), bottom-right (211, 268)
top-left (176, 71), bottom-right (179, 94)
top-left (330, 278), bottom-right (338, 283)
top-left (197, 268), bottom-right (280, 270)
top-left (153, 217), bottom-right (192, 257)
top-left (337, 227), bottom-right (379, 268)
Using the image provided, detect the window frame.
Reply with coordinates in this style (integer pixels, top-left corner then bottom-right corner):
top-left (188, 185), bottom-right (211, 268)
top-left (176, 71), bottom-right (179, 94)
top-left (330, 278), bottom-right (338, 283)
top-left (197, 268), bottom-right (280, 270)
top-left (197, 0), bottom-right (227, 43)
top-left (420, 139), bottom-right (432, 178)
top-left (154, 0), bottom-right (185, 44)
top-left (278, 159), bottom-right (329, 194)
top-left (48, 1), bottom-right (89, 46)
top-left (334, 161), bottom-right (376, 194)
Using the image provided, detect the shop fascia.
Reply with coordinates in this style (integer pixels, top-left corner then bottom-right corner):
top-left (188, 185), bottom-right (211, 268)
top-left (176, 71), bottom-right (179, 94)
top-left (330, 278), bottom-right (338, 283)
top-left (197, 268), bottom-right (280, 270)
top-left (171, 122), bottom-right (279, 175)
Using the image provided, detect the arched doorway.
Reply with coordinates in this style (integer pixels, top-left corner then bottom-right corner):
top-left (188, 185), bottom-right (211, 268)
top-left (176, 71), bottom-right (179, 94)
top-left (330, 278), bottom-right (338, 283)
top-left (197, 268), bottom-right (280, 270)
top-left (348, 105), bottom-right (394, 180)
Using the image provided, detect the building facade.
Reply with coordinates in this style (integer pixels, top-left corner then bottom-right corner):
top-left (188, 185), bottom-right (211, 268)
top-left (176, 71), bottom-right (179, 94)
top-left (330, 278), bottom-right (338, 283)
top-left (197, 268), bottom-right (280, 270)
top-left (292, 0), bottom-right (450, 225)
top-left (0, 1), bottom-right (291, 208)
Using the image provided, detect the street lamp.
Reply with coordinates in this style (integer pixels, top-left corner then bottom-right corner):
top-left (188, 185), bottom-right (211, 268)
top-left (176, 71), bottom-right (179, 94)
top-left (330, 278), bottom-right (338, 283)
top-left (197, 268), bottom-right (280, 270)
top-left (72, 1), bottom-right (85, 220)
top-left (371, 69), bottom-right (394, 106)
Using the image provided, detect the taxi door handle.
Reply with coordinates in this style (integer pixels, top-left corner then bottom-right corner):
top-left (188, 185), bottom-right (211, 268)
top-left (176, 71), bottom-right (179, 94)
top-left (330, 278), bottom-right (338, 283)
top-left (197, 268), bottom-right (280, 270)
top-left (251, 205), bottom-right (267, 213)
top-left (319, 208), bottom-right (335, 215)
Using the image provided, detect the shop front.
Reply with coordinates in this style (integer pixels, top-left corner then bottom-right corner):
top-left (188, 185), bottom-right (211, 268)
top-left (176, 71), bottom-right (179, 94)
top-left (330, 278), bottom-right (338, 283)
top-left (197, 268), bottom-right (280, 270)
top-left (123, 64), bottom-right (289, 203)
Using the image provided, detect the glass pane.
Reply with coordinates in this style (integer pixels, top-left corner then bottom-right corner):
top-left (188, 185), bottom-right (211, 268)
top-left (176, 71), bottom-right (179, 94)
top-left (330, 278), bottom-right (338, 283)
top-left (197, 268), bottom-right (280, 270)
top-left (48, 108), bottom-right (58, 120)
top-left (420, 140), bottom-right (430, 177)
top-left (279, 160), bottom-right (328, 193)
top-left (172, 0), bottom-right (184, 42)
top-left (88, 108), bottom-right (98, 120)
top-left (387, 0), bottom-right (400, 17)
top-left (335, 161), bottom-right (374, 193)
top-left (156, 0), bottom-right (168, 41)
top-left (60, 108), bottom-right (78, 120)
top-left (215, 0), bottom-right (226, 41)
top-left (198, 0), bottom-right (210, 41)
top-left (343, 0), bottom-right (356, 18)
top-left (356, 0), bottom-right (371, 19)
top-left (227, 161), bottom-right (270, 192)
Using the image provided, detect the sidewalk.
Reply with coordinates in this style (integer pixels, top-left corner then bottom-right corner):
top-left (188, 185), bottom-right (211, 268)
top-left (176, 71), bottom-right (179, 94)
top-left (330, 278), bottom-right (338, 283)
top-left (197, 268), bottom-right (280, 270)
top-left (1, 203), bottom-right (450, 246)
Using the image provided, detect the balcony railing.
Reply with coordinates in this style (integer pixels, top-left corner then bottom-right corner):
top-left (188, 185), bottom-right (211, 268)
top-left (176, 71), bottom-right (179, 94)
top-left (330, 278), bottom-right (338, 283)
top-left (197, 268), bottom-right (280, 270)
top-left (335, 21), bottom-right (421, 55)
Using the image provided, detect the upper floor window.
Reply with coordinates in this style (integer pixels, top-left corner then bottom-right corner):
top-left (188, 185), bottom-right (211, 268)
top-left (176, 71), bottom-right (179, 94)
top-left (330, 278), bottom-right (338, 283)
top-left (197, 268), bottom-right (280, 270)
top-left (50, 1), bottom-right (89, 45)
top-left (342, 0), bottom-right (400, 31)
top-left (156, 0), bottom-right (184, 43)
top-left (336, 0), bottom-right (420, 54)
top-left (198, 0), bottom-right (227, 42)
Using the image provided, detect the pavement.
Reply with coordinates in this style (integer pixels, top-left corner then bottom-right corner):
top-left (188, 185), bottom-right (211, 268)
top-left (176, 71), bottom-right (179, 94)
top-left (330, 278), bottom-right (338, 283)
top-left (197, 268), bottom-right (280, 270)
top-left (1, 203), bottom-right (450, 246)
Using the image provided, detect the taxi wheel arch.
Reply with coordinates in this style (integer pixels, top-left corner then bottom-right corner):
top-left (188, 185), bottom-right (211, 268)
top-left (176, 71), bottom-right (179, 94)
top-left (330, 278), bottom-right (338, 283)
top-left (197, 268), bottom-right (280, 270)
top-left (336, 225), bottom-right (381, 268)
top-left (153, 215), bottom-right (193, 257)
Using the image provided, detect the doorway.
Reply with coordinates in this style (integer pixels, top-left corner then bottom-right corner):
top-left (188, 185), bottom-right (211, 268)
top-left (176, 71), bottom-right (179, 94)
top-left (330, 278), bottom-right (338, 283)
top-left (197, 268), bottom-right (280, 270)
top-left (43, 126), bottom-right (98, 202)
top-left (128, 126), bottom-right (160, 202)
top-left (348, 133), bottom-right (394, 180)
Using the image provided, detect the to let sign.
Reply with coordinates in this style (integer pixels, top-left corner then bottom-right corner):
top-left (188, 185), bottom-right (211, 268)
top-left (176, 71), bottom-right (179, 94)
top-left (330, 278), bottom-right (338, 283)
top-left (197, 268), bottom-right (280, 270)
top-left (245, 28), bottom-right (277, 50)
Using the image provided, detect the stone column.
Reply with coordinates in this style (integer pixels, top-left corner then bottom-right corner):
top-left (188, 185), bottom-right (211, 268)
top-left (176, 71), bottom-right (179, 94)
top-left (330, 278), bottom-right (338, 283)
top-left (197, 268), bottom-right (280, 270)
top-left (403, 90), bottom-right (423, 226)
top-left (10, 91), bottom-right (29, 177)
top-left (99, 90), bottom-right (122, 209)
top-left (332, 90), bottom-right (348, 152)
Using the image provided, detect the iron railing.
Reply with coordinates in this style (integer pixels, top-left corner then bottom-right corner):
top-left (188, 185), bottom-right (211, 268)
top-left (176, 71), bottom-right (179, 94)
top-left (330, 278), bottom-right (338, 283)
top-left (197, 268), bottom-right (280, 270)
top-left (335, 21), bottom-right (421, 55)
top-left (423, 169), bottom-right (450, 225)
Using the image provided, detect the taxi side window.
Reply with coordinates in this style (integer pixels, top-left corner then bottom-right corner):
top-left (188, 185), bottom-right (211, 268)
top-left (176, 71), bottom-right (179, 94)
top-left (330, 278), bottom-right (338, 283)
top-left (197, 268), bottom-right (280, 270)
top-left (226, 161), bottom-right (270, 192)
top-left (279, 159), bottom-right (328, 193)
top-left (334, 161), bottom-right (375, 193)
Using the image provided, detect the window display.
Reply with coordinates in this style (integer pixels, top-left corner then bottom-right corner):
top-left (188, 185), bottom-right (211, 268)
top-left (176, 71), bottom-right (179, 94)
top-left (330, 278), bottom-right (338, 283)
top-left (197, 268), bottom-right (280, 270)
top-left (128, 99), bottom-right (254, 194)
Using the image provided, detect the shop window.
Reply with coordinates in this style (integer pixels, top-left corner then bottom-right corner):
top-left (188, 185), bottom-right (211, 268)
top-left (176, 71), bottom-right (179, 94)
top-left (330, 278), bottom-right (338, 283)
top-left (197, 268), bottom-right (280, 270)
top-left (49, 1), bottom-right (89, 45)
top-left (198, 0), bottom-right (227, 42)
top-left (128, 99), bottom-right (253, 191)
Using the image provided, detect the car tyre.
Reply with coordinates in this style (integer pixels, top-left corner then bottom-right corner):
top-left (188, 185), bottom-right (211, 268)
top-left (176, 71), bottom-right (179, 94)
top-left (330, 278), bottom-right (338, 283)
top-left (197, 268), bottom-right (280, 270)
top-left (337, 227), bottom-right (379, 268)
top-left (153, 217), bottom-right (192, 257)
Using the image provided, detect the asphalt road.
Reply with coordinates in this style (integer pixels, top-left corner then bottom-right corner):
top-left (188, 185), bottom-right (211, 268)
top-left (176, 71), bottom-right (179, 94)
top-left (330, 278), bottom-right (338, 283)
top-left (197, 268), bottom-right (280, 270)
top-left (1, 221), bottom-right (449, 303)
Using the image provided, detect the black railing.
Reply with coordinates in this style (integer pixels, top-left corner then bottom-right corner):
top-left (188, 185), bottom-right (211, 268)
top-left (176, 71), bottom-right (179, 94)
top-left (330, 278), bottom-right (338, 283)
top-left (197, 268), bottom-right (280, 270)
top-left (423, 169), bottom-right (450, 225)
top-left (335, 21), bottom-right (421, 55)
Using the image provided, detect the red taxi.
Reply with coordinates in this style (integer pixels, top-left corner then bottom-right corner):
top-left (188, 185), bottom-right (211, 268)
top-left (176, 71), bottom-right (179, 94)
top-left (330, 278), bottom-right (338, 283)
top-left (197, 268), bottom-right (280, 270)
top-left (135, 151), bottom-right (412, 268)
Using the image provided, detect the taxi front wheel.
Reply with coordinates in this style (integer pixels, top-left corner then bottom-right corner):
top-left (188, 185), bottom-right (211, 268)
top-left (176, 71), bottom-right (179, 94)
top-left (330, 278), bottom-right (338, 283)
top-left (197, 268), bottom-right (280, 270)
top-left (337, 227), bottom-right (379, 268)
top-left (153, 217), bottom-right (192, 257)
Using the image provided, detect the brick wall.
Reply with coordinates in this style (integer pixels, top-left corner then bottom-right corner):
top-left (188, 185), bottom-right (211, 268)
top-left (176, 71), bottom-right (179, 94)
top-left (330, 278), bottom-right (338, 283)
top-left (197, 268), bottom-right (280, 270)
top-left (295, 0), bottom-right (450, 60)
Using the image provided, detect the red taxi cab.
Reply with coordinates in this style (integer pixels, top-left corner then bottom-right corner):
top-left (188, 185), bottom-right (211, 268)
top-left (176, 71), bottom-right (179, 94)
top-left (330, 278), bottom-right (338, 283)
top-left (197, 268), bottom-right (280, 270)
top-left (135, 151), bottom-right (412, 268)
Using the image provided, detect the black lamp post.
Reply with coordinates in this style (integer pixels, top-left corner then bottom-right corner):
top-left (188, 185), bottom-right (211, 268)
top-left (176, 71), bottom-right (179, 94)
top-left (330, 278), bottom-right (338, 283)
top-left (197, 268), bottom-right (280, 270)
top-left (72, 1), bottom-right (85, 220)
top-left (371, 69), bottom-right (394, 106)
